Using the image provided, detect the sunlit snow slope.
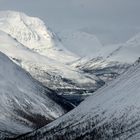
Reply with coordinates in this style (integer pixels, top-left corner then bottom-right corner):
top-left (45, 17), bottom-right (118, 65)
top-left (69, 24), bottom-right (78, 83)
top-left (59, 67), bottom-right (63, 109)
top-left (0, 11), bottom-right (78, 63)
top-left (17, 59), bottom-right (140, 140)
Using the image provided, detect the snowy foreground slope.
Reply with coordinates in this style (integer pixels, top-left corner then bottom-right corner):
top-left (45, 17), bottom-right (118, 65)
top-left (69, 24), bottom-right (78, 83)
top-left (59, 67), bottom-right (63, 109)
top-left (0, 52), bottom-right (74, 139)
top-left (0, 11), bottom-right (104, 104)
top-left (16, 60), bottom-right (140, 140)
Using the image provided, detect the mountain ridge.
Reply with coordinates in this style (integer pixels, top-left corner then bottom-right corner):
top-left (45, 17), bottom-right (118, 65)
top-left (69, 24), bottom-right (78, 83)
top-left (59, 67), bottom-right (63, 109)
top-left (16, 59), bottom-right (140, 140)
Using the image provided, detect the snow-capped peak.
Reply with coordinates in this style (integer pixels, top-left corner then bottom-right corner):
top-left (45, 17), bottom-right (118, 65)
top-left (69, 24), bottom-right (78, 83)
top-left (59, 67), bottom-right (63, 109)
top-left (0, 11), bottom-right (78, 63)
top-left (0, 11), bottom-right (54, 49)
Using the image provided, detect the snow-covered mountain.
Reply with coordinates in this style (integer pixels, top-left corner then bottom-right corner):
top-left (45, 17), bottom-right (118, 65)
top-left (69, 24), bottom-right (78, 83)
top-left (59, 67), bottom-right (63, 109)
top-left (106, 34), bottom-right (140, 63)
top-left (0, 11), bottom-right (138, 101)
top-left (16, 59), bottom-right (140, 140)
top-left (0, 52), bottom-right (74, 139)
top-left (0, 11), bottom-right (78, 63)
top-left (93, 33), bottom-right (140, 64)
top-left (71, 33), bottom-right (140, 83)
top-left (0, 11), bottom-right (104, 104)
top-left (0, 9), bottom-right (140, 140)
top-left (0, 30), bottom-right (103, 99)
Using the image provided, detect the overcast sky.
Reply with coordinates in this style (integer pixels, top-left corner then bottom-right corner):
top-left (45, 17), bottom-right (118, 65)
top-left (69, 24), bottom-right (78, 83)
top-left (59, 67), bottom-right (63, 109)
top-left (0, 0), bottom-right (140, 44)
